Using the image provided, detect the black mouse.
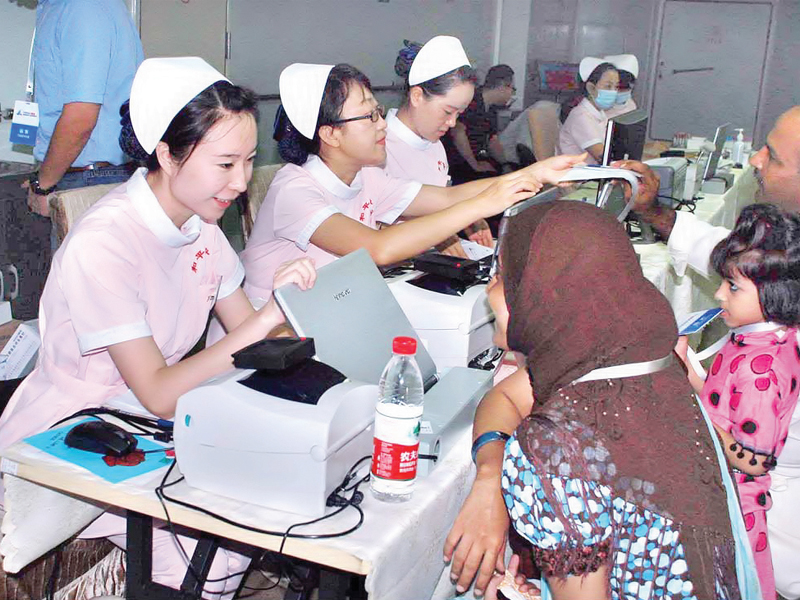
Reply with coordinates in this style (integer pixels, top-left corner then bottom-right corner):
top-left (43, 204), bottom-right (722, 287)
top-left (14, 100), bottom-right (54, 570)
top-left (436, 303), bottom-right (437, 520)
top-left (64, 420), bottom-right (138, 457)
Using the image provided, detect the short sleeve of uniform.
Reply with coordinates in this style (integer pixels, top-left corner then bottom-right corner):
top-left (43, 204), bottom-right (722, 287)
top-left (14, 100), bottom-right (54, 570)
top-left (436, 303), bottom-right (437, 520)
top-left (271, 174), bottom-right (341, 251)
top-left (566, 110), bottom-right (604, 151)
top-left (60, 230), bottom-right (151, 355)
top-left (363, 168), bottom-right (422, 225)
top-left (214, 228), bottom-right (245, 299)
top-left (55, 1), bottom-right (115, 104)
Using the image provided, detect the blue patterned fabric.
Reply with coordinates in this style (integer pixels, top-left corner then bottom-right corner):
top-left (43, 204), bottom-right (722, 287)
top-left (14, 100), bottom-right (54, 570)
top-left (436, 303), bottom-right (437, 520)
top-left (502, 435), bottom-right (724, 600)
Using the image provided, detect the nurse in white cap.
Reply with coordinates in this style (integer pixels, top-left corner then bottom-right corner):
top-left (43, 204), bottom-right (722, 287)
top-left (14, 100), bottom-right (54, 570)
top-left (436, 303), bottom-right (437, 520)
top-left (557, 57), bottom-right (619, 164)
top-left (0, 57), bottom-right (315, 598)
top-left (387, 36), bottom-right (493, 253)
top-left (604, 54), bottom-right (639, 118)
top-left (241, 62), bottom-right (583, 301)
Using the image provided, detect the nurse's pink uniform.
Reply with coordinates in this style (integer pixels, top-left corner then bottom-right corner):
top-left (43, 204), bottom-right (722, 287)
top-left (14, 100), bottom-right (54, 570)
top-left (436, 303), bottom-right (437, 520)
top-left (240, 154), bottom-right (421, 301)
top-left (0, 168), bottom-right (247, 598)
top-left (384, 108), bottom-right (450, 187)
top-left (557, 97), bottom-right (608, 165)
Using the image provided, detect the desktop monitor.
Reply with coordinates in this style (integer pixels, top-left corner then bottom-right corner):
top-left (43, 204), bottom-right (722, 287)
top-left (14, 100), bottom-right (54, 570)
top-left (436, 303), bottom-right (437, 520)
top-left (702, 123), bottom-right (731, 180)
top-left (600, 109), bottom-right (648, 165)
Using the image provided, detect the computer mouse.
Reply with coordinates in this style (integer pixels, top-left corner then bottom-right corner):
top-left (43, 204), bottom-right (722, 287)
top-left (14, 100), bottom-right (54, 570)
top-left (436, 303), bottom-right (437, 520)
top-left (64, 420), bottom-right (138, 457)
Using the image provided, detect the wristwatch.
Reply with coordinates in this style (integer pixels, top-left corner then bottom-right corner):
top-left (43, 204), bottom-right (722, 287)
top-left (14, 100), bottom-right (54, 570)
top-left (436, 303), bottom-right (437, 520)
top-left (28, 172), bottom-right (57, 196)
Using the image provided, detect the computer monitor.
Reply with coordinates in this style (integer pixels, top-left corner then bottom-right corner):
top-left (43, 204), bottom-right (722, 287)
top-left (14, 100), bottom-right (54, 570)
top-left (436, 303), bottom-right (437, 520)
top-left (600, 109), bottom-right (648, 165)
top-left (702, 123), bottom-right (731, 180)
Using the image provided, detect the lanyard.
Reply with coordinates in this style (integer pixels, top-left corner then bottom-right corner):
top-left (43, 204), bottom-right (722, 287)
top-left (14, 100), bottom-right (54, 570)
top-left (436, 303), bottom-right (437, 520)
top-left (686, 321), bottom-right (784, 380)
top-left (571, 354), bottom-right (673, 384)
top-left (26, 28), bottom-right (36, 100)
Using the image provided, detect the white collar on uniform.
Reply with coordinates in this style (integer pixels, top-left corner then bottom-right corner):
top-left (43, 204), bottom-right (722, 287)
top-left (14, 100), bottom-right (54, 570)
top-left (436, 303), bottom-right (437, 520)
top-left (386, 108), bottom-right (433, 151)
top-left (129, 168), bottom-right (202, 247)
top-left (580, 97), bottom-right (606, 121)
top-left (303, 155), bottom-right (362, 200)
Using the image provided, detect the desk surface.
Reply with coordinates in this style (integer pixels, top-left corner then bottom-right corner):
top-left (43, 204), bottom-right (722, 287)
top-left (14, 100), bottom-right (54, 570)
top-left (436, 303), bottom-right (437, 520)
top-left (2, 423), bottom-right (474, 600)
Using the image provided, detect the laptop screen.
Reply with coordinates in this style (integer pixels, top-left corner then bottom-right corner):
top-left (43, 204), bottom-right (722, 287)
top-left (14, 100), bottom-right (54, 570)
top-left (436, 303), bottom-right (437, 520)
top-left (274, 249), bottom-right (439, 391)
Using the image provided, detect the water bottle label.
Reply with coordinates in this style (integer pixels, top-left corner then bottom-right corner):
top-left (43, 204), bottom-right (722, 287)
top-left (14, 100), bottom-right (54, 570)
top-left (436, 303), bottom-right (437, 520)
top-left (371, 439), bottom-right (420, 481)
top-left (371, 405), bottom-right (423, 481)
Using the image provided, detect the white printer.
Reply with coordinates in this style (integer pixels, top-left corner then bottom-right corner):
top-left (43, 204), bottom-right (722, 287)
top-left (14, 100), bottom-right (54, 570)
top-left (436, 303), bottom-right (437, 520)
top-left (644, 157), bottom-right (688, 204)
top-left (174, 365), bottom-right (378, 518)
top-left (174, 250), bottom-right (494, 517)
top-left (384, 269), bottom-right (495, 370)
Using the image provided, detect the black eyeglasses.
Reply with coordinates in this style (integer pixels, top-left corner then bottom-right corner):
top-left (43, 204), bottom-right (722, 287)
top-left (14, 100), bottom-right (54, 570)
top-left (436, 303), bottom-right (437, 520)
top-left (331, 105), bottom-right (386, 125)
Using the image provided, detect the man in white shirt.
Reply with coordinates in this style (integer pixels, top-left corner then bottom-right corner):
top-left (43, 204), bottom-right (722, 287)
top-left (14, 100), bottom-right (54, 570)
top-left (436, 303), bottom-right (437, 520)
top-left (623, 105), bottom-right (800, 600)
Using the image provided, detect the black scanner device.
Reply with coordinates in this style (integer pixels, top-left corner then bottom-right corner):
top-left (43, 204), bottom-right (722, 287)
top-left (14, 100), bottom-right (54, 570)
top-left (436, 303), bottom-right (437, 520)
top-left (64, 420), bottom-right (139, 457)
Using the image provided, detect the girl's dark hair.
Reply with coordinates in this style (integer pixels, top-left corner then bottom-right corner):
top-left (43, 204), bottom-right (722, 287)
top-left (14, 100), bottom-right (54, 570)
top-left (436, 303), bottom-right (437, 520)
top-left (711, 203), bottom-right (800, 327)
top-left (119, 81), bottom-right (259, 171)
top-left (394, 40), bottom-right (477, 105)
top-left (581, 62), bottom-right (617, 98)
top-left (275, 64), bottom-right (371, 165)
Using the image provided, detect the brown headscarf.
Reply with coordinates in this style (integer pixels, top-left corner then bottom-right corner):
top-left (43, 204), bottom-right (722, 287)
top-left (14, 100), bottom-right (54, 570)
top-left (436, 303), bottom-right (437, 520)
top-left (500, 201), bottom-right (739, 599)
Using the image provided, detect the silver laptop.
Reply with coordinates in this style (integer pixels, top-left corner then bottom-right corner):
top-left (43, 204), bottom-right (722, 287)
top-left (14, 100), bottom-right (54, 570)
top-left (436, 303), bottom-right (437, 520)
top-left (274, 248), bottom-right (439, 390)
top-left (702, 122), bottom-right (731, 181)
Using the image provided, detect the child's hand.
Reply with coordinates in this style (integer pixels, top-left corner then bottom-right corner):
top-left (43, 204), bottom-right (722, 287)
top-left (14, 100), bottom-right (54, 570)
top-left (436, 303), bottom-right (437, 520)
top-left (674, 336), bottom-right (704, 394)
top-left (484, 554), bottom-right (541, 600)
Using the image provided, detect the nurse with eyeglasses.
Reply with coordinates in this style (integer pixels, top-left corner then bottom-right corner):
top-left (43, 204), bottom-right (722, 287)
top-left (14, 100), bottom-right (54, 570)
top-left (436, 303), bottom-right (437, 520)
top-left (240, 62), bottom-right (584, 303)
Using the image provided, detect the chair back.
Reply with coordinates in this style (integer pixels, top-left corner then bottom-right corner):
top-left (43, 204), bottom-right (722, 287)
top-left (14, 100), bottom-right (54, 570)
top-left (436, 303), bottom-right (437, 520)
top-left (49, 184), bottom-right (118, 244)
top-left (242, 163), bottom-right (284, 242)
top-left (528, 100), bottom-right (561, 161)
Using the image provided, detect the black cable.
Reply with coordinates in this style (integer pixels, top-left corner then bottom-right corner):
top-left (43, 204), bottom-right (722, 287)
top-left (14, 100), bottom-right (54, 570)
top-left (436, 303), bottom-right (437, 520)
top-left (152, 455), bottom-right (371, 593)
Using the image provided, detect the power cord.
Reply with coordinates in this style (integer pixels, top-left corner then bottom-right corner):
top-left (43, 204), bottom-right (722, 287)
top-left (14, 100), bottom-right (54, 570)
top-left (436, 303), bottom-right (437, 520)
top-left (152, 455), bottom-right (372, 595)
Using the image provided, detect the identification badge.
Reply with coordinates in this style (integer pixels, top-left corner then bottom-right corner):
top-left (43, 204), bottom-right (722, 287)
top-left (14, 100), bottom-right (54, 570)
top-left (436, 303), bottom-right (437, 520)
top-left (678, 308), bottom-right (723, 336)
top-left (9, 100), bottom-right (39, 146)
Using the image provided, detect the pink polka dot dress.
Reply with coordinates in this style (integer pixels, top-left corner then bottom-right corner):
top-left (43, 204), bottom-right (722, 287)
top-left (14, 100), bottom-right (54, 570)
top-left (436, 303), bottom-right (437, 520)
top-left (701, 327), bottom-right (800, 600)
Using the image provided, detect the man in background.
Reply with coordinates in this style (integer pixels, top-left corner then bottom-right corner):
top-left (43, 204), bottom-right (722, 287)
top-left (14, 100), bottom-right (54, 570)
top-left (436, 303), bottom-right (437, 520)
top-left (625, 106), bottom-right (800, 600)
top-left (25, 0), bottom-right (144, 216)
top-left (444, 64), bottom-right (516, 184)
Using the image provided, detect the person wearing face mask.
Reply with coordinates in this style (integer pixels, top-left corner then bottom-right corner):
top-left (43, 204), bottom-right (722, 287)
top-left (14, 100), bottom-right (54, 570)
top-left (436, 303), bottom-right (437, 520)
top-left (442, 64), bottom-right (517, 184)
top-left (604, 54), bottom-right (639, 119)
top-left (386, 36), bottom-right (492, 255)
top-left (557, 57), bottom-right (619, 164)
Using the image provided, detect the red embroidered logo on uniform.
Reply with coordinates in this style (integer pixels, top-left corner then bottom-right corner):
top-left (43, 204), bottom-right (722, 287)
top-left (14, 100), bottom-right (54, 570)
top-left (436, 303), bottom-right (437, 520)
top-left (437, 160), bottom-right (447, 172)
top-left (359, 199), bottom-right (375, 223)
top-left (191, 247), bottom-right (211, 273)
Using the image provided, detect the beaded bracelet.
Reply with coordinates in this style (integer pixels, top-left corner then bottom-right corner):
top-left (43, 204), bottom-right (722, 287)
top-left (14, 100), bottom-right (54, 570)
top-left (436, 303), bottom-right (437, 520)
top-left (471, 431), bottom-right (511, 464)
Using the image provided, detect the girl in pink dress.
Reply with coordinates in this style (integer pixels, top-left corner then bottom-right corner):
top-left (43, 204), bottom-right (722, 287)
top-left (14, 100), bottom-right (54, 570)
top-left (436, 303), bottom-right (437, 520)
top-left (691, 203), bottom-right (800, 600)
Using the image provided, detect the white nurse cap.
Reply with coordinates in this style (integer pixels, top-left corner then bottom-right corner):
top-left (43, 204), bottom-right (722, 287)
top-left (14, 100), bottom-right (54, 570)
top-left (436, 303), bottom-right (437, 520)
top-left (604, 54), bottom-right (639, 78)
top-left (578, 57), bottom-right (607, 82)
top-left (408, 36), bottom-right (471, 86)
top-left (130, 57), bottom-right (230, 154)
top-left (279, 63), bottom-right (335, 139)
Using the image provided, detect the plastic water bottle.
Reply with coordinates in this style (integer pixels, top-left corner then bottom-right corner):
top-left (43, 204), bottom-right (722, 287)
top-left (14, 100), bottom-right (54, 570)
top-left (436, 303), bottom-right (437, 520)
top-left (370, 336), bottom-right (425, 502)
top-left (733, 128), bottom-right (746, 166)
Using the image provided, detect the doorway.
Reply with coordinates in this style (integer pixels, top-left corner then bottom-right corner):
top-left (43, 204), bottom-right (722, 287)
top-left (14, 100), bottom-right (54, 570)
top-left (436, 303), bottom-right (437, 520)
top-left (649, 1), bottom-right (771, 140)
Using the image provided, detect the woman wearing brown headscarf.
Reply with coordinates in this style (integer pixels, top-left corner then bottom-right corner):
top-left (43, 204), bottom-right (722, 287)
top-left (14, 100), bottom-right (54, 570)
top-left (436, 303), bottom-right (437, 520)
top-left (447, 200), bottom-right (750, 599)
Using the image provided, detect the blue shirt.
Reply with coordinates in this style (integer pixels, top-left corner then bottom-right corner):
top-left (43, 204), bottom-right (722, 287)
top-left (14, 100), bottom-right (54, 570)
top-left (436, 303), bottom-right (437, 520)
top-left (33, 0), bottom-right (144, 166)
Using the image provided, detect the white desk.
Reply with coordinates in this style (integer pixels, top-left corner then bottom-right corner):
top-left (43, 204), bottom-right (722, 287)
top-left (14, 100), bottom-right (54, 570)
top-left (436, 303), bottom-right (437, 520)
top-left (1, 423), bottom-right (474, 600)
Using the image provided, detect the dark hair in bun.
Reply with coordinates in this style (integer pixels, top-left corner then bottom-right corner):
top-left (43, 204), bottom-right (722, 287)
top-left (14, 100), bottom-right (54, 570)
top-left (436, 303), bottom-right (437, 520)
top-left (119, 81), bottom-right (259, 171)
top-left (395, 39), bottom-right (477, 107)
top-left (276, 64), bottom-right (371, 165)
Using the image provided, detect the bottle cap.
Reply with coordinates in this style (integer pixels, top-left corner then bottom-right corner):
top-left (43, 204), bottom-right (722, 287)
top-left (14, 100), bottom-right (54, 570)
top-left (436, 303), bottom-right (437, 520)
top-left (392, 336), bottom-right (417, 355)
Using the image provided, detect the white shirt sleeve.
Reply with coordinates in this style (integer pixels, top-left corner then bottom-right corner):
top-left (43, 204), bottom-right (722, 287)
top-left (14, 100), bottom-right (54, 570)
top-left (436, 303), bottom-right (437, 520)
top-left (667, 211), bottom-right (730, 278)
